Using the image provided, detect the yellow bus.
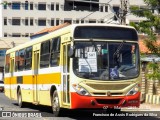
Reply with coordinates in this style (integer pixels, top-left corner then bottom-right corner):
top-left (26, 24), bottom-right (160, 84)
top-left (4, 24), bottom-right (141, 116)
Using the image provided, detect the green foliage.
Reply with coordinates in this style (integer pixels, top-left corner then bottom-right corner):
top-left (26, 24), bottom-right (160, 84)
top-left (130, 0), bottom-right (160, 54)
top-left (146, 62), bottom-right (160, 80)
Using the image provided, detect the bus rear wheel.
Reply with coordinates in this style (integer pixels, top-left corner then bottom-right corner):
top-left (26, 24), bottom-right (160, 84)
top-left (51, 90), bottom-right (63, 117)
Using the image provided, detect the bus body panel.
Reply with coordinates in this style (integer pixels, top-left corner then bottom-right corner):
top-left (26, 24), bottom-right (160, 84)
top-left (3, 24), bottom-right (141, 110)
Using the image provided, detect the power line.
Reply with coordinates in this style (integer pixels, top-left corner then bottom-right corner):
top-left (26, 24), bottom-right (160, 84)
top-left (80, 0), bottom-right (114, 21)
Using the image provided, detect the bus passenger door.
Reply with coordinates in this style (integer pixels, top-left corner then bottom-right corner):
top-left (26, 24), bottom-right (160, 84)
top-left (10, 58), bottom-right (14, 99)
top-left (62, 43), bottom-right (70, 104)
top-left (33, 50), bottom-right (39, 104)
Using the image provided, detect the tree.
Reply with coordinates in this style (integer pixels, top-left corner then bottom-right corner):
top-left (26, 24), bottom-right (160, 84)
top-left (130, 0), bottom-right (160, 95)
top-left (130, 0), bottom-right (160, 54)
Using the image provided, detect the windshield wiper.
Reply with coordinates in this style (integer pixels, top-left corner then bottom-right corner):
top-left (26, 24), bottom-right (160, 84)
top-left (113, 40), bottom-right (125, 57)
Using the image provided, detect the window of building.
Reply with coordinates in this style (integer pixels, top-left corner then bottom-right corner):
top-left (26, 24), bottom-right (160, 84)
top-left (50, 37), bottom-right (61, 66)
top-left (12, 33), bottom-right (21, 37)
top-left (38, 3), bottom-right (46, 10)
top-left (56, 19), bottom-right (59, 25)
top-left (56, 3), bottom-right (59, 11)
top-left (3, 1), bottom-right (7, 9)
top-left (25, 2), bottom-right (29, 10)
top-left (25, 33), bottom-right (29, 37)
top-left (51, 19), bottom-right (54, 26)
top-left (113, 6), bottom-right (119, 14)
top-left (4, 33), bottom-right (7, 37)
top-left (51, 3), bottom-right (54, 10)
top-left (99, 6), bottom-right (103, 12)
top-left (25, 18), bottom-right (28, 25)
top-left (38, 19), bottom-right (46, 26)
top-left (18, 49), bottom-right (25, 71)
top-left (25, 46), bottom-right (32, 70)
top-left (64, 19), bottom-right (72, 24)
top-left (30, 19), bottom-right (34, 26)
top-left (64, 0), bottom-right (99, 11)
top-left (89, 20), bottom-right (96, 23)
top-left (4, 18), bottom-right (7, 25)
top-left (12, 2), bottom-right (21, 10)
top-left (81, 20), bottom-right (84, 23)
top-left (12, 18), bottom-right (21, 25)
top-left (105, 6), bottom-right (108, 12)
top-left (76, 20), bottom-right (79, 23)
top-left (40, 41), bottom-right (50, 68)
top-left (0, 50), bottom-right (6, 57)
top-left (5, 54), bottom-right (10, 73)
top-left (30, 3), bottom-right (33, 10)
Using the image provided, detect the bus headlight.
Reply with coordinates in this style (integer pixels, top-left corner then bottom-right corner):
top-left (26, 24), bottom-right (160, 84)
top-left (72, 84), bottom-right (91, 96)
top-left (126, 84), bottom-right (140, 96)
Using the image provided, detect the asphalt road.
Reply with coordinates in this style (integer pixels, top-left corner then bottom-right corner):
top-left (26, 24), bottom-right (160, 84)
top-left (0, 92), bottom-right (159, 120)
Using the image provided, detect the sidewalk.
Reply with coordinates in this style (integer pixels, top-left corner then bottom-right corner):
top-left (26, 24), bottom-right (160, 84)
top-left (139, 103), bottom-right (160, 111)
top-left (121, 103), bottom-right (160, 111)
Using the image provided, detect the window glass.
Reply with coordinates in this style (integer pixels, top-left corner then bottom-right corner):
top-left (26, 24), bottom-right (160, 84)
top-left (50, 37), bottom-right (60, 66)
top-left (25, 46), bottom-right (32, 70)
top-left (56, 4), bottom-right (59, 11)
top-left (12, 18), bottom-right (21, 25)
top-left (51, 3), bottom-right (54, 10)
top-left (18, 49), bottom-right (25, 71)
top-left (5, 54), bottom-right (10, 73)
top-left (38, 19), bottom-right (46, 26)
top-left (12, 2), bottom-right (20, 10)
top-left (30, 3), bottom-right (33, 10)
top-left (30, 19), bottom-right (33, 26)
top-left (15, 51), bottom-right (19, 72)
top-left (38, 3), bottom-right (46, 10)
top-left (25, 2), bottom-right (29, 10)
top-left (4, 18), bottom-right (7, 25)
top-left (73, 42), bottom-right (139, 80)
top-left (40, 41), bottom-right (50, 68)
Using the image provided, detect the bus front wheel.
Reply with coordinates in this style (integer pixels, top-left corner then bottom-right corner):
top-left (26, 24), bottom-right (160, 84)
top-left (17, 89), bottom-right (25, 108)
top-left (51, 90), bottom-right (63, 117)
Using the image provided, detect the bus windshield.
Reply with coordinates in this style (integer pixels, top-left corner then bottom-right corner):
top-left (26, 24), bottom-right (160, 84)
top-left (73, 41), bottom-right (140, 80)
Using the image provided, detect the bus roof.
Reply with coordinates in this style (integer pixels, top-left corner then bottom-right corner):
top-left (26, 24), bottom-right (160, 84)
top-left (6, 23), bottom-right (136, 54)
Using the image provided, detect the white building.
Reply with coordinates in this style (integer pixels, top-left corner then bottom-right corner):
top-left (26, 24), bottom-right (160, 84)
top-left (0, 0), bottom-right (147, 38)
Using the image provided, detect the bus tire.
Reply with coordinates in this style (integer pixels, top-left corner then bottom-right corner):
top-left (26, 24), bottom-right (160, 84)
top-left (17, 89), bottom-right (25, 108)
top-left (51, 90), bottom-right (63, 117)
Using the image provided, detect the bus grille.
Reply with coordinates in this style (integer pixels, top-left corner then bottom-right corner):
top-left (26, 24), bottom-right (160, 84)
top-left (92, 92), bottom-right (123, 96)
top-left (86, 83), bottom-right (129, 90)
top-left (96, 99), bottom-right (121, 105)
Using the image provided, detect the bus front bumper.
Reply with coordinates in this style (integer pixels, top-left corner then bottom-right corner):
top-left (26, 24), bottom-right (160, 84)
top-left (71, 92), bottom-right (140, 109)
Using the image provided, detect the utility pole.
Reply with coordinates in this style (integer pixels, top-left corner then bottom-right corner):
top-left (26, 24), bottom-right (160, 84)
top-left (120, 0), bottom-right (128, 25)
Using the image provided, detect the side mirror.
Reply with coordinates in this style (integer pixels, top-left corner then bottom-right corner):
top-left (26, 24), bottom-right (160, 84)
top-left (68, 46), bottom-right (75, 58)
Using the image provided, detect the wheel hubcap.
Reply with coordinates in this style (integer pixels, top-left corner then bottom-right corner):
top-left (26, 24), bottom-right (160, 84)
top-left (52, 95), bottom-right (59, 112)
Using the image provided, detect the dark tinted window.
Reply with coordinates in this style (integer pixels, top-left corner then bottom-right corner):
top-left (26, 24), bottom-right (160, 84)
top-left (18, 49), bottom-right (25, 71)
top-left (50, 37), bottom-right (60, 66)
top-left (25, 46), bottom-right (32, 70)
top-left (38, 4), bottom-right (46, 10)
top-left (74, 26), bottom-right (138, 41)
top-left (5, 54), bottom-right (10, 73)
top-left (12, 2), bottom-right (20, 10)
top-left (40, 41), bottom-right (50, 68)
top-left (15, 51), bottom-right (19, 72)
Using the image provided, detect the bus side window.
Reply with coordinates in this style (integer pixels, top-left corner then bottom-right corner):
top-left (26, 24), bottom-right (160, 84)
top-left (15, 51), bottom-right (19, 72)
top-left (25, 46), bottom-right (32, 70)
top-left (50, 37), bottom-right (61, 67)
top-left (5, 54), bottom-right (10, 73)
top-left (40, 40), bottom-right (50, 68)
top-left (18, 49), bottom-right (25, 71)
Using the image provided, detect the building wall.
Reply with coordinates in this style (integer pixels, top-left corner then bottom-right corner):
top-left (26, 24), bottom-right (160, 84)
top-left (0, 0), bottom-right (146, 38)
